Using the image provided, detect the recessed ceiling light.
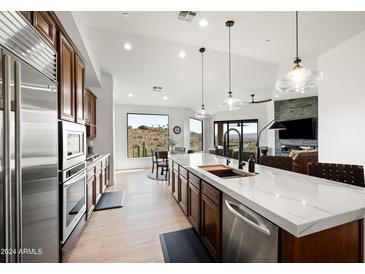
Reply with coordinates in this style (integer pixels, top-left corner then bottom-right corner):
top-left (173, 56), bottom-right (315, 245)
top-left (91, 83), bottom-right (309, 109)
top-left (275, 94), bottom-right (279, 98)
top-left (265, 39), bottom-right (272, 43)
top-left (163, 96), bottom-right (168, 101)
top-left (128, 93), bottom-right (133, 98)
top-left (124, 43), bottom-right (132, 50)
top-left (179, 51), bottom-right (186, 59)
top-left (199, 19), bottom-right (208, 27)
top-left (122, 12), bottom-right (129, 18)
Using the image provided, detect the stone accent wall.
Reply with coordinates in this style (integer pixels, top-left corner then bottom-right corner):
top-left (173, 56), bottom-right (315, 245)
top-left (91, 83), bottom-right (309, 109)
top-left (274, 96), bottom-right (318, 155)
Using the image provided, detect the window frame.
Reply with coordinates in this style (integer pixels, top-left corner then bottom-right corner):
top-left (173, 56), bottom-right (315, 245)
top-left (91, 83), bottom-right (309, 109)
top-left (126, 112), bottom-right (170, 159)
top-left (213, 119), bottom-right (258, 156)
top-left (189, 117), bottom-right (204, 152)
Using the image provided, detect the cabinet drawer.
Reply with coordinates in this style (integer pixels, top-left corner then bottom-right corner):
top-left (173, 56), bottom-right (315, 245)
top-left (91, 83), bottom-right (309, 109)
top-left (189, 172), bottom-right (200, 189)
top-left (179, 166), bottom-right (188, 179)
top-left (201, 180), bottom-right (221, 206)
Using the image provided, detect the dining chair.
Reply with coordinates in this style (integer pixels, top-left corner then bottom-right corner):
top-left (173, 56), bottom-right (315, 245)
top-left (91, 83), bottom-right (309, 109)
top-left (155, 151), bottom-right (169, 179)
top-left (307, 162), bottom-right (365, 187)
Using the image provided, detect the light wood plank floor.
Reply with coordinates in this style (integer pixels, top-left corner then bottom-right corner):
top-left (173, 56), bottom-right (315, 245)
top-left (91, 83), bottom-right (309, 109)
top-left (65, 169), bottom-right (191, 263)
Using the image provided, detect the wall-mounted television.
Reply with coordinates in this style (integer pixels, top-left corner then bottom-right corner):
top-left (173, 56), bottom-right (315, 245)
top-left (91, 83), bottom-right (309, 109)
top-left (279, 118), bottom-right (317, 140)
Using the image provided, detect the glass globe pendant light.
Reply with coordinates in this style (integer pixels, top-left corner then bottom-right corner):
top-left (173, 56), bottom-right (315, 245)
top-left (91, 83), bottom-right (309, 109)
top-left (276, 12), bottom-right (323, 93)
top-left (195, 47), bottom-right (211, 119)
top-left (219, 20), bottom-right (242, 111)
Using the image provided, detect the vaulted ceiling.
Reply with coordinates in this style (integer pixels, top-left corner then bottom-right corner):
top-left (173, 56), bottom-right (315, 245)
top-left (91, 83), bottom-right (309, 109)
top-left (58, 11), bottom-right (365, 113)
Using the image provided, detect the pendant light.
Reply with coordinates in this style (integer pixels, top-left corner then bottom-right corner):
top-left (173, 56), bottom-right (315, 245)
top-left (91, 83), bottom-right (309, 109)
top-left (276, 11), bottom-right (323, 93)
top-left (219, 20), bottom-right (242, 111)
top-left (195, 47), bottom-right (211, 119)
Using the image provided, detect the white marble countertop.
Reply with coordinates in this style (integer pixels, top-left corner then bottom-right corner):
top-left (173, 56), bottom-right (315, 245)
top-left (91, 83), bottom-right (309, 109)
top-left (169, 152), bottom-right (365, 237)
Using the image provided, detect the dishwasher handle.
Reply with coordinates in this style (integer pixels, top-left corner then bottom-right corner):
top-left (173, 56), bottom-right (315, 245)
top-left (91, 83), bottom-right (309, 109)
top-left (225, 199), bottom-right (271, 236)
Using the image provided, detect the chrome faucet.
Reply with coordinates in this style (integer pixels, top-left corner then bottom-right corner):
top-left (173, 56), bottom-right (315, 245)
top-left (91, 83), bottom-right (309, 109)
top-left (223, 128), bottom-right (245, 169)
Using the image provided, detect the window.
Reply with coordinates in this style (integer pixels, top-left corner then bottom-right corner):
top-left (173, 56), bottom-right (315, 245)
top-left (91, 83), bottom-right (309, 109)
top-left (214, 119), bottom-right (258, 161)
top-left (127, 113), bottom-right (169, 158)
top-left (189, 118), bottom-right (203, 152)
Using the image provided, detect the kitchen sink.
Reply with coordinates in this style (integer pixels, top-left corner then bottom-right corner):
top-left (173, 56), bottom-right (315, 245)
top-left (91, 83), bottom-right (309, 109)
top-left (199, 164), bottom-right (255, 179)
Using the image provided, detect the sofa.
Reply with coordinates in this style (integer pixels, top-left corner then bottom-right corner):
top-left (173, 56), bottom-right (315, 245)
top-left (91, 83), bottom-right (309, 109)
top-left (260, 150), bottom-right (318, 174)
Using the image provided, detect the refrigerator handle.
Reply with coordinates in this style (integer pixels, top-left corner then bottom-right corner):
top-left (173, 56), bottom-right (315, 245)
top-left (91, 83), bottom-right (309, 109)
top-left (3, 54), bottom-right (12, 263)
top-left (15, 60), bottom-right (22, 263)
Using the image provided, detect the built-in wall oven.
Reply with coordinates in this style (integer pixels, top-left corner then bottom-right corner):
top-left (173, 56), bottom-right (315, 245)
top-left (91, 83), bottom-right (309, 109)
top-left (59, 120), bottom-right (87, 243)
top-left (60, 162), bottom-right (86, 243)
top-left (59, 120), bottom-right (86, 170)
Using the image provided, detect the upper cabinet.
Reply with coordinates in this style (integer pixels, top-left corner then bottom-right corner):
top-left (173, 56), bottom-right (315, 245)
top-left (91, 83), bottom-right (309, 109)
top-left (59, 34), bottom-right (75, 122)
top-left (33, 11), bottom-right (56, 47)
top-left (20, 11), bottom-right (89, 127)
top-left (75, 55), bottom-right (85, 125)
top-left (85, 88), bottom-right (97, 138)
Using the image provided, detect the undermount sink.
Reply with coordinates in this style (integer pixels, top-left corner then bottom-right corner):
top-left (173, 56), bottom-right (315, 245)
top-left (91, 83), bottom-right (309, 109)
top-left (199, 164), bottom-right (255, 179)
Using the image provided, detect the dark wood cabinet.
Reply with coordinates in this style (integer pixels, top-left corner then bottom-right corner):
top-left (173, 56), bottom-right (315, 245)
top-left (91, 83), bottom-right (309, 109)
top-left (200, 193), bottom-right (222, 262)
top-left (86, 176), bottom-right (95, 220)
top-left (33, 11), bottom-right (56, 46)
top-left (94, 168), bottom-right (102, 205)
top-left (179, 175), bottom-right (188, 215)
top-left (20, 11), bottom-right (32, 23)
top-left (172, 170), bottom-right (179, 202)
top-left (187, 182), bottom-right (200, 232)
top-left (59, 34), bottom-right (75, 122)
top-left (75, 54), bottom-right (85, 125)
top-left (85, 88), bottom-right (97, 138)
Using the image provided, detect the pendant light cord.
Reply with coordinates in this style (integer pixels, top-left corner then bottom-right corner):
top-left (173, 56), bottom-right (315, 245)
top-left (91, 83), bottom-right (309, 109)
top-left (294, 11), bottom-right (301, 65)
top-left (201, 50), bottom-right (204, 108)
top-left (228, 24), bottom-right (232, 96)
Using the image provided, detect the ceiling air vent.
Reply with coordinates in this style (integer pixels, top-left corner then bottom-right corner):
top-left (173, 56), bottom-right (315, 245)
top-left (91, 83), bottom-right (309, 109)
top-left (152, 86), bottom-right (163, 92)
top-left (177, 11), bottom-right (198, 22)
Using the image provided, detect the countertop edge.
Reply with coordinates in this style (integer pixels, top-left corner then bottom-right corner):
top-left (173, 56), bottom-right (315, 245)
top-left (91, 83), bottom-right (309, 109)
top-left (169, 154), bottom-right (365, 238)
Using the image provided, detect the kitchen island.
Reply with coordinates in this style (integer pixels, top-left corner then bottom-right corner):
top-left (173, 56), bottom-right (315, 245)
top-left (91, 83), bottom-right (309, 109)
top-left (168, 152), bottom-right (365, 262)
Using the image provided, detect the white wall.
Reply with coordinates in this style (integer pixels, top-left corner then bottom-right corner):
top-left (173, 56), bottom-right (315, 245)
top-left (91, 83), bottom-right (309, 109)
top-left (114, 104), bottom-right (194, 170)
top-left (318, 30), bottom-right (365, 169)
top-left (90, 74), bottom-right (115, 183)
top-left (204, 103), bottom-right (271, 152)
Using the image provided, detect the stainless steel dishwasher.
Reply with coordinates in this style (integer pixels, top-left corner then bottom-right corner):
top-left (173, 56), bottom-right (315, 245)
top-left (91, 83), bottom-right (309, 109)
top-left (222, 193), bottom-right (279, 262)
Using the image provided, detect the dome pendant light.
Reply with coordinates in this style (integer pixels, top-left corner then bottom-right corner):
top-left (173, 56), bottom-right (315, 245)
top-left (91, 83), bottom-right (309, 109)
top-left (276, 12), bottom-right (323, 93)
top-left (219, 20), bottom-right (242, 111)
top-left (195, 47), bottom-right (211, 119)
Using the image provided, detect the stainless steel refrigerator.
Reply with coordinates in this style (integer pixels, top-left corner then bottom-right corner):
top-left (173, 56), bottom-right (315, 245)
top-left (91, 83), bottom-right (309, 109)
top-left (0, 11), bottom-right (59, 262)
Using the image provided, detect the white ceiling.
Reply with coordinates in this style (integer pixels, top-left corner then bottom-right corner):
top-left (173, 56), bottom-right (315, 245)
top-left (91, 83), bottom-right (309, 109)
top-left (72, 11), bottom-right (365, 112)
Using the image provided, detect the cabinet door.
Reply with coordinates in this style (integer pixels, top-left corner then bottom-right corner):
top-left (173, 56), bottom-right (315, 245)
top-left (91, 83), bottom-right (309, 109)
top-left (179, 176), bottom-right (188, 215)
top-left (59, 34), bottom-right (75, 122)
top-left (20, 11), bottom-right (32, 23)
top-left (101, 167), bottom-right (107, 193)
top-left (201, 194), bottom-right (222, 262)
top-left (75, 54), bottom-right (85, 125)
top-left (188, 183), bottom-right (200, 232)
top-left (86, 177), bottom-right (95, 219)
top-left (94, 170), bottom-right (102, 204)
top-left (172, 170), bottom-right (179, 201)
top-left (84, 90), bottom-right (90, 125)
top-left (33, 11), bottom-right (56, 46)
top-left (105, 163), bottom-right (110, 186)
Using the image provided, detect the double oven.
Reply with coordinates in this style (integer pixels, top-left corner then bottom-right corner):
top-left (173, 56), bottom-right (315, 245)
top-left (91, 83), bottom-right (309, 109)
top-left (59, 121), bottom-right (87, 243)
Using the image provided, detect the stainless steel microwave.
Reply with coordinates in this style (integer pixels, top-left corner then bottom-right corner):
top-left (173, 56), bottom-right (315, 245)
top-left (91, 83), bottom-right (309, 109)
top-left (59, 121), bottom-right (86, 170)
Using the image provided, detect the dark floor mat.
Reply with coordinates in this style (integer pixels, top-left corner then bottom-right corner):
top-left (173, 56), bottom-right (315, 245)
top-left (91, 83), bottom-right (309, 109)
top-left (159, 228), bottom-right (213, 263)
top-left (94, 191), bottom-right (125, 211)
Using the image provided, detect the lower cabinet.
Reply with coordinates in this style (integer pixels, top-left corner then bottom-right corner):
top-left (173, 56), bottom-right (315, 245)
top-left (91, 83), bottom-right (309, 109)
top-left (86, 176), bottom-right (95, 219)
top-left (101, 166), bottom-right (107, 193)
top-left (179, 175), bottom-right (188, 215)
top-left (170, 161), bottom-right (222, 262)
top-left (94, 168), bottom-right (102, 204)
top-left (172, 170), bottom-right (179, 202)
top-left (200, 193), bottom-right (222, 262)
top-left (187, 182), bottom-right (200, 232)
